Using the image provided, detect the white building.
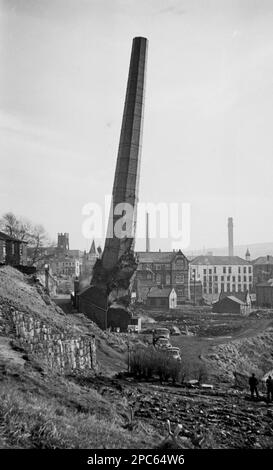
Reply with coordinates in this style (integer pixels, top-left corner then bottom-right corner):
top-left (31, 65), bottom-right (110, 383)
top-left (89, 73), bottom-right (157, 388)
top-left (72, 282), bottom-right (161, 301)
top-left (190, 255), bottom-right (253, 303)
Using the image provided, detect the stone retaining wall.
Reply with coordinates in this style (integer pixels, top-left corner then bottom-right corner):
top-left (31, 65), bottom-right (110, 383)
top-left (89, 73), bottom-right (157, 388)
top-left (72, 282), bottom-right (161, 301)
top-left (0, 303), bottom-right (97, 374)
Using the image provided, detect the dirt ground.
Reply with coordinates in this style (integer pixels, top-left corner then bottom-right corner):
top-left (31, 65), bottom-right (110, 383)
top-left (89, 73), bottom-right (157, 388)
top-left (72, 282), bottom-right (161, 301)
top-left (140, 306), bottom-right (273, 383)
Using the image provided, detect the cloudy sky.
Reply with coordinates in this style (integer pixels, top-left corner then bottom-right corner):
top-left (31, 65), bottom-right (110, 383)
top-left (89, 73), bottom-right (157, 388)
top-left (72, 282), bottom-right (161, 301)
top-left (1, 0), bottom-right (273, 253)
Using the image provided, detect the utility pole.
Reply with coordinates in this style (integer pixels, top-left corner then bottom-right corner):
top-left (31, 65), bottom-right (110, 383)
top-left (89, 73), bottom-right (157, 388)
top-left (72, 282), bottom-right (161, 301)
top-left (105, 298), bottom-right (108, 330)
top-left (127, 334), bottom-right (131, 373)
top-left (45, 264), bottom-right (49, 295)
top-left (193, 269), bottom-right (196, 306)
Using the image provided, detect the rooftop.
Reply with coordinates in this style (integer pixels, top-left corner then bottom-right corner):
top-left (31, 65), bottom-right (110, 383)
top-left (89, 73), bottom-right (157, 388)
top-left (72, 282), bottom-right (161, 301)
top-left (137, 250), bottom-right (187, 265)
top-left (0, 231), bottom-right (27, 244)
top-left (147, 286), bottom-right (173, 298)
top-left (191, 255), bottom-right (251, 266)
top-left (252, 256), bottom-right (273, 265)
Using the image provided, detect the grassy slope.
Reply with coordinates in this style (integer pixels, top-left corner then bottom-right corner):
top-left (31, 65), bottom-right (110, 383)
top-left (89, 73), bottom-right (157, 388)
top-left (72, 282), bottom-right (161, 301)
top-left (0, 266), bottom-right (156, 449)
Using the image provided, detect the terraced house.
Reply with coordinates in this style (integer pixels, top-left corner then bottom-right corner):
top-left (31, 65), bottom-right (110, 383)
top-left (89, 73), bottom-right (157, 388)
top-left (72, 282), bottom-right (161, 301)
top-left (190, 255), bottom-right (253, 303)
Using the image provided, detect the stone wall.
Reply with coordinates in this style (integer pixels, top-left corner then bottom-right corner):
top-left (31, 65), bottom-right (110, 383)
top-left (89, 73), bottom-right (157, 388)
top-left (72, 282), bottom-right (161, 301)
top-left (0, 303), bottom-right (97, 375)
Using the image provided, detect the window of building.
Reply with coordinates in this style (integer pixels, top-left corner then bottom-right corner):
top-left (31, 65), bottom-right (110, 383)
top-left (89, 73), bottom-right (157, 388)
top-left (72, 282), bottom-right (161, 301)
top-left (11, 243), bottom-right (15, 256)
top-left (166, 274), bottom-right (171, 285)
top-left (221, 276), bottom-right (224, 281)
top-left (214, 267), bottom-right (216, 273)
top-left (209, 288), bottom-right (212, 294)
top-left (238, 284), bottom-right (242, 292)
top-left (155, 264), bottom-right (161, 270)
top-left (176, 258), bottom-right (184, 267)
top-left (221, 283), bottom-right (224, 291)
top-left (214, 276), bottom-right (218, 281)
top-left (232, 284), bottom-right (236, 291)
top-left (227, 276), bottom-right (230, 281)
top-left (223, 267), bottom-right (226, 274)
top-left (228, 267), bottom-right (232, 274)
top-left (209, 269), bottom-right (212, 274)
top-left (243, 267), bottom-right (247, 273)
top-left (248, 267), bottom-right (251, 273)
top-left (227, 284), bottom-right (230, 292)
top-left (238, 276), bottom-right (241, 282)
top-left (203, 269), bottom-right (206, 274)
top-left (203, 286), bottom-right (207, 294)
top-left (175, 273), bottom-right (184, 284)
top-left (249, 276), bottom-right (252, 283)
top-left (244, 276), bottom-right (247, 282)
top-left (156, 274), bottom-right (161, 284)
top-left (177, 288), bottom-right (184, 297)
top-left (238, 267), bottom-right (241, 273)
top-left (214, 285), bottom-right (218, 294)
top-left (244, 284), bottom-right (247, 291)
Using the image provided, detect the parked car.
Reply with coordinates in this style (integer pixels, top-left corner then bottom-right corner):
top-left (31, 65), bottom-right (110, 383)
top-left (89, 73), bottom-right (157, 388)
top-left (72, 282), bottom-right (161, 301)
top-left (166, 347), bottom-right (181, 361)
top-left (170, 326), bottom-right (181, 335)
top-left (153, 327), bottom-right (170, 341)
top-left (155, 337), bottom-right (171, 349)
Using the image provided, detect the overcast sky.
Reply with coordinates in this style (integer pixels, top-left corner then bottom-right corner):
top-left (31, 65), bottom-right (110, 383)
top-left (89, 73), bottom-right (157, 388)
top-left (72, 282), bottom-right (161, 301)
top-left (1, 0), bottom-right (273, 253)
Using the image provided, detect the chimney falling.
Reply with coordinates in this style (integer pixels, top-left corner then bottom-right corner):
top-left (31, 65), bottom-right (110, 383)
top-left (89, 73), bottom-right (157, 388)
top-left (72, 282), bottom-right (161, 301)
top-left (228, 217), bottom-right (234, 257)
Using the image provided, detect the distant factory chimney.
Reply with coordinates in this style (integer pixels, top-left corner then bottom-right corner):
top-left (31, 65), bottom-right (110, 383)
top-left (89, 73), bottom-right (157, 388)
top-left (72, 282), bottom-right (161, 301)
top-left (228, 217), bottom-right (234, 257)
top-left (146, 212), bottom-right (150, 252)
top-left (245, 248), bottom-right (250, 262)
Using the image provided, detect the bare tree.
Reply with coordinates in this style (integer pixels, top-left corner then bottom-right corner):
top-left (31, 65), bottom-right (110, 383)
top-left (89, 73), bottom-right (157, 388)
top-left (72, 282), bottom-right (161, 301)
top-left (0, 212), bottom-right (54, 266)
top-left (28, 224), bottom-right (53, 266)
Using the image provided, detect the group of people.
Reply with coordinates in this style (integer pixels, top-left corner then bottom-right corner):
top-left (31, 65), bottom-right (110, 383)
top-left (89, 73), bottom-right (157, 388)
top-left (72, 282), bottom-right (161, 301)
top-left (249, 373), bottom-right (273, 402)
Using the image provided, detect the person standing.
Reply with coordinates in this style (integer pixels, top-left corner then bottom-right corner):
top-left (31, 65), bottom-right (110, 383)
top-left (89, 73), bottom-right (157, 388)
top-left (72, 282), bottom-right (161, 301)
top-left (266, 375), bottom-right (273, 403)
top-left (249, 373), bottom-right (259, 399)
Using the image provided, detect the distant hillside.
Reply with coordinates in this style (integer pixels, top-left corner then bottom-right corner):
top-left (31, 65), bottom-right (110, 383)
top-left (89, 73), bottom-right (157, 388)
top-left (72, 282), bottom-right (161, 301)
top-left (186, 242), bottom-right (273, 260)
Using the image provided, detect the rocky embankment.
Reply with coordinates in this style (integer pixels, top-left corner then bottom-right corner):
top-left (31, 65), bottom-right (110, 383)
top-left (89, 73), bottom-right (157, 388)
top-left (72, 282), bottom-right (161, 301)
top-left (204, 325), bottom-right (273, 383)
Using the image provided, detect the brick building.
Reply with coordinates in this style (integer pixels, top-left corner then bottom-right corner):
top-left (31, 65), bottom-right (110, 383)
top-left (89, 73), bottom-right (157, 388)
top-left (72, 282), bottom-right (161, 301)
top-left (134, 249), bottom-right (202, 305)
top-left (0, 231), bottom-right (27, 266)
top-left (146, 286), bottom-right (177, 309)
top-left (256, 279), bottom-right (273, 308)
top-left (252, 255), bottom-right (273, 287)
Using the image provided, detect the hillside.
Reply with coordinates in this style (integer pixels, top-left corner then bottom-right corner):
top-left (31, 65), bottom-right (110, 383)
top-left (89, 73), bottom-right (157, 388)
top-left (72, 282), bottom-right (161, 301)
top-left (186, 241), bottom-right (273, 259)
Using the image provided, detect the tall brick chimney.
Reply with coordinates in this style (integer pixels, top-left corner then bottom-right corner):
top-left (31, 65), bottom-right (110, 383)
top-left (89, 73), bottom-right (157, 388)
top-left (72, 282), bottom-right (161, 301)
top-left (228, 217), bottom-right (234, 257)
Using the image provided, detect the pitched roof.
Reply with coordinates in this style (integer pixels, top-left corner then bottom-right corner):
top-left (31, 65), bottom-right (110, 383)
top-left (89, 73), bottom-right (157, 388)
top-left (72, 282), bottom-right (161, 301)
top-left (191, 255), bottom-right (251, 266)
top-left (225, 295), bottom-right (245, 305)
top-left (147, 287), bottom-right (173, 298)
top-left (89, 240), bottom-right (96, 255)
top-left (0, 231), bottom-right (27, 243)
top-left (252, 255), bottom-right (273, 265)
top-left (256, 279), bottom-right (273, 287)
top-left (215, 295), bottom-right (245, 305)
top-left (137, 250), bottom-right (187, 264)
